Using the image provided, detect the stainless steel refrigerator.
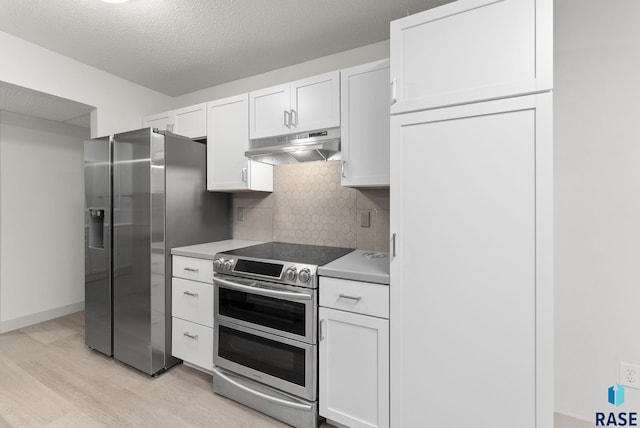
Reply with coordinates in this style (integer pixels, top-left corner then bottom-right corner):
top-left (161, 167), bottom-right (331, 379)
top-left (84, 128), bottom-right (229, 375)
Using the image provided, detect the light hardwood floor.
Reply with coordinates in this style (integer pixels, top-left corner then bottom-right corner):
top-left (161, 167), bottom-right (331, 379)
top-left (0, 312), bottom-right (289, 428)
top-left (0, 311), bottom-right (589, 428)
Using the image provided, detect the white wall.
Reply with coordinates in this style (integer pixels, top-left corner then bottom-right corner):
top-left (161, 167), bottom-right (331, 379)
top-left (0, 111), bottom-right (89, 332)
top-left (0, 30), bottom-right (173, 138)
top-left (555, 0), bottom-right (640, 421)
top-left (173, 40), bottom-right (389, 108)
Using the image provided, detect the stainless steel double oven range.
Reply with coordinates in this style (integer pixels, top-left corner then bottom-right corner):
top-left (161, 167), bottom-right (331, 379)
top-left (211, 242), bottom-right (353, 428)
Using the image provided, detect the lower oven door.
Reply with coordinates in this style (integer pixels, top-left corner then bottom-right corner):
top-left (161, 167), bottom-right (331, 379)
top-left (214, 274), bottom-right (316, 343)
top-left (214, 319), bottom-right (317, 401)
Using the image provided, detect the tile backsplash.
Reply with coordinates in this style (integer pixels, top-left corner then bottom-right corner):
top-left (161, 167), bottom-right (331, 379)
top-left (231, 160), bottom-right (389, 251)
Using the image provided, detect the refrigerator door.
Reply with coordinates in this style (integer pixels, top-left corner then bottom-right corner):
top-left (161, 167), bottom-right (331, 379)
top-left (84, 136), bottom-right (112, 356)
top-left (112, 128), bottom-right (168, 375)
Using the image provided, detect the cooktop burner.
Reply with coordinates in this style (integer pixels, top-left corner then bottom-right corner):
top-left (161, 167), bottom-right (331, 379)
top-left (221, 242), bottom-right (354, 266)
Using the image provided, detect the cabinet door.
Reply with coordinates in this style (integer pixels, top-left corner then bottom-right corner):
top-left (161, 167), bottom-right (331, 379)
top-left (341, 60), bottom-right (390, 187)
top-left (207, 95), bottom-right (273, 192)
top-left (390, 0), bottom-right (552, 114)
top-left (143, 110), bottom-right (175, 132)
top-left (319, 307), bottom-right (389, 428)
top-left (174, 103), bottom-right (207, 139)
top-left (246, 160), bottom-right (273, 192)
top-left (390, 94), bottom-right (553, 428)
top-left (207, 94), bottom-right (250, 191)
top-left (290, 70), bottom-right (340, 134)
top-left (249, 83), bottom-right (291, 139)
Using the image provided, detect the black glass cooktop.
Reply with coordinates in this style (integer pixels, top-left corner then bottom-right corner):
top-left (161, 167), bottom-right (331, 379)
top-left (222, 242), bottom-right (354, 266)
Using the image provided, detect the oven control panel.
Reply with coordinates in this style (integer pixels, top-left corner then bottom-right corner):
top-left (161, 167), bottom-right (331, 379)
top-left (213, 255), bottom-right (317, 288)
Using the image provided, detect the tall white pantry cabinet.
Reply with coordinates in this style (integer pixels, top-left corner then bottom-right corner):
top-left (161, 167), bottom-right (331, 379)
top-left (389, 1), bottom-right (553, 428)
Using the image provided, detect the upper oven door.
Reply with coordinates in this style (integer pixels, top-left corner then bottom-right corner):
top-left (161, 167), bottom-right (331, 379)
top-left (214, 274), bottom-right (316, 344)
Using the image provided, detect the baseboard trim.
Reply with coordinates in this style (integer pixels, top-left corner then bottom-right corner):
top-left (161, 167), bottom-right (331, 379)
top-left (555, 411), bottom-right (594, 428)
top-left (0, 301), bottom-right (84, 334)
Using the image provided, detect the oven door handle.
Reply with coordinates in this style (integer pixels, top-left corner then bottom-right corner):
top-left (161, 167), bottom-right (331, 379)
top-left (212, 367), bottom-right (313, 411)
top-left (213, 277), bottom-right (312, 301)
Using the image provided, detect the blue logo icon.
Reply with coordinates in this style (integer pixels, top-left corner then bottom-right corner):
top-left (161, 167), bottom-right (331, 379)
top-left (608, 384), bottom-right (625, 407)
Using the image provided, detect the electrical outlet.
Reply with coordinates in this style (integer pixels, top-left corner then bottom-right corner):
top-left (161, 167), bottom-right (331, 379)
top-left (360, 210), bottom-right (371, 228)
top-left (619, 362), bottom-right (640, 389)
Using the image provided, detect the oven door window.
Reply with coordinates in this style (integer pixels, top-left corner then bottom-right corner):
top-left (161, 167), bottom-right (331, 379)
top-left (218, 287), bottom-right (306, 336)
top-left (218, 325), bottom-right (306, 386)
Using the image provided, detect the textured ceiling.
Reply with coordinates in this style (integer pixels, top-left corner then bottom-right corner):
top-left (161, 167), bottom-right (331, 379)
top-left (0, 0), bottom-right (452, 97)
top-left (0, 82), bottom-right (93, 128)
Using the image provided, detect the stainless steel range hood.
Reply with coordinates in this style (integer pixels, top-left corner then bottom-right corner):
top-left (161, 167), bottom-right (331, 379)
top-left (245, 129), bottom-right (341, 165)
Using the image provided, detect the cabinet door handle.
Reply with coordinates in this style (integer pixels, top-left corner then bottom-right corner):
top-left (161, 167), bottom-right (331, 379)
top-left (319, 319), bottom-right (325, 341)
top-left (183, 332), bottom-right (199, 340)
top-left (290, 109), bottom-right (297, 127)
top-left (338, 294), bottom-right (362, 302)
top-left (183, 291), bottom-right (199, 297)
top-left (183, 267), bottom-right (199, 273)
top-left (284, 110), bottom-right (290, 128)
top-left (341, 160), bottom-right (346, 178)
top-left (391, 78), bottom-right (398, 105)
top-left (241, 167), bottom-right (248, 183)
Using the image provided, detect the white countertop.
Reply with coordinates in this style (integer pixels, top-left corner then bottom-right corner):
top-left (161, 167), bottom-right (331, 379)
top-left (319, 249), bottom-right (390, 285)
top-left (171, 239), bottom-right (264, 259)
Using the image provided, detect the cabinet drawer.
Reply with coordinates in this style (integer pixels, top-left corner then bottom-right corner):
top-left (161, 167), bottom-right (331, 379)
top-left (172, 256), bottom-right (213, 283)
top-left (172, 317), bottom-right (213, 372)
top-left (320, 277), bottom-right (389, 319)
top-left (172, 278), bottom-right (214, 327)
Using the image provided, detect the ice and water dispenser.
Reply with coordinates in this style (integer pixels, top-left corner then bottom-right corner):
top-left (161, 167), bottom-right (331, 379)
top-left (88, 208), bottom-right (105, 249)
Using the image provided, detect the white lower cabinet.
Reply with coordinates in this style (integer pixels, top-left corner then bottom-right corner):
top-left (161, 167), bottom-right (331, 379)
top-left (172, 317), bottom-right (214, 372)
top-left (171, 255), bottom-right (214, 372)
top-left (319, 278), bottom-right (389, 428)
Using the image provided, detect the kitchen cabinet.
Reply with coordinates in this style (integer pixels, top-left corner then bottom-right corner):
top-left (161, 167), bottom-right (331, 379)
top-left (171, 255), bottom-right (215, 372)
top-left (319, 277), bottom-right (389, 428)
top-left (389, 94), bottom-right (553, 428)
top-left (206, 94), bottom-right (273, 192)
top-left (249, 71), bottom-right (340, 139)
top-left (340, 59), bottom-right (390, 187)
top-left (174, 103), bottom-right (207, 139)
top-left (389, 1), bottom-right (553, 426)
top-left (389, 0), bottom-right (552, 114)
top-left (143, 103), bottom-right (207, 139)
top-left (143, 110), bottom-right (175, 132)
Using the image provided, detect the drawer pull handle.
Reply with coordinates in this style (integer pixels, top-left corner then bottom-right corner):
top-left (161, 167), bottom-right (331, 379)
top-left (338, 294), bottom-right (362, 302)
top-left (183, 291), bottom-right (199, 297)
top-left (183, 332), bottom-right (199, 340)
top-left (183, 267), bottom-right (199, 272)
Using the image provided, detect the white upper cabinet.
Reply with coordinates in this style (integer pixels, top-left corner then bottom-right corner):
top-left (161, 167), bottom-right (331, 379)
top-left (249, 71), bottom-right (340, 139)
top-left (290, 71), bottom-right (341, 135)
top-left (174, 103), bottom-right (207, 139)
top-left (207, 94), bottom-right (273, 192)
top-left (248, 84), bottom-right (291, 139)
top-left (340, 59), bottom-right (390, 187)
top-left (390, 0), bottom-right (552, 114)
top-left (143, 110), bottom-right (175, 132)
